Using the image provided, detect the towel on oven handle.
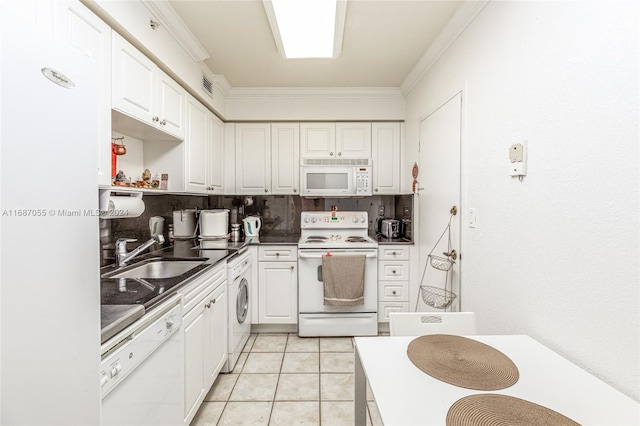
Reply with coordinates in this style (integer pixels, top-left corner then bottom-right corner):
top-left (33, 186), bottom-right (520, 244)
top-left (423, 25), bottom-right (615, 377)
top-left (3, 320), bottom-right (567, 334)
top-left (322, 254), bottom-right (365, 306)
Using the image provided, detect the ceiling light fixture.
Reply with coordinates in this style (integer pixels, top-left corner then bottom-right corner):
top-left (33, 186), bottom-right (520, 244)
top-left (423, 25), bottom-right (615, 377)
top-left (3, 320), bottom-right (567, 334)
top-left (263, 0), bottom-right (347, 59)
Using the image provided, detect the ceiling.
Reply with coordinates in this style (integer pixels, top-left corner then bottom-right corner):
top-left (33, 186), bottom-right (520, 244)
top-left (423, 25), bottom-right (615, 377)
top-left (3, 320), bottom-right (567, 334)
top-left (168, 0), bottom-right (462, 88)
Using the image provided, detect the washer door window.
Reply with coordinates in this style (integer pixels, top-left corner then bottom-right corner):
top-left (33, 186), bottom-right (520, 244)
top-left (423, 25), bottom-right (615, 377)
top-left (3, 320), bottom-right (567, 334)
top-left (236, 277), bottom-right (249, 324)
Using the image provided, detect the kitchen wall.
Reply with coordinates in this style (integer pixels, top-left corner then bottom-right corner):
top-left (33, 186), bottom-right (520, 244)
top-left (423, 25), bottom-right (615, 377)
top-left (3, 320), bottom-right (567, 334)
top-left (404, 1), bottom-right (639, 400)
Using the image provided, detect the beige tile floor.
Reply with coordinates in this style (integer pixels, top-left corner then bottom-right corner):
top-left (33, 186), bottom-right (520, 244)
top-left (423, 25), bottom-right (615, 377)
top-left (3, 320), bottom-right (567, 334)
top-left (191, 333), bottom-right (383, 426)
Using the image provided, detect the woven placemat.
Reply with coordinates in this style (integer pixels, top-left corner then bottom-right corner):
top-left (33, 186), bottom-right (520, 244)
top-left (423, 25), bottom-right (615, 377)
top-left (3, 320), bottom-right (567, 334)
top-left (407, 334), bottom-right (519, 390)
top-left (446, 394), bottom-right (581, 426)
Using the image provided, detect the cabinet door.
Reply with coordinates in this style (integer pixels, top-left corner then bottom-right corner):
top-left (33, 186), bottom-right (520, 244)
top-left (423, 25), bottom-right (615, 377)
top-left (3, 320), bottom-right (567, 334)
top-left (56, 1), bottom-right (111, 186)
top-left (204, 284), bottom-right (227, 390)
top-left (300, 123), bottom-right (335, 158)
top-left (271, 123), bottom-right (299, 194)
top-left (184, 94), bottom-right (208, 193)
top-left (183, 303), bottom-right (206, 422)
top-left (208, 114), bottom-right (225, 193)
top-left (112, 32), bottom-right (156, 125)
top-left (336, 122), bottom-right (371, 158)
top-left (258, 262), bottom-right (297, 324)
top-left (372, 123), bottom-right (400, 194)
top-left (157, 69), bottom-right (185, 139)
top-left (235, 123), bottom-right (271, 194)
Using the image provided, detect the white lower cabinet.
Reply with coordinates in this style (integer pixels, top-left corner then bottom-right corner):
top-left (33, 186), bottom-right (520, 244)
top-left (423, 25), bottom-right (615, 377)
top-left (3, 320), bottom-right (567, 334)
top-left (378, 245), bottom-right (410, 322)
top-left (179, 262), bottom-right (227, 425)
top-left (257, 246), bottom-right (298, 324)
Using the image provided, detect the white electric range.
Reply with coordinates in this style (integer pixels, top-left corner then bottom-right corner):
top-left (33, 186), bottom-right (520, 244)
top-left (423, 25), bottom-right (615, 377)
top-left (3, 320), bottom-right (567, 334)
top-left (297, 211), bottom-right (378, 336)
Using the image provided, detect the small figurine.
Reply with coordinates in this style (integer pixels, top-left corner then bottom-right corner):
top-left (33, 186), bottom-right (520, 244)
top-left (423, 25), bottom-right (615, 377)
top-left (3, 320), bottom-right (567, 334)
top-left (115, 170), bottom-right (127, 182)
top-left (142, 169), bottom-right (151, 183)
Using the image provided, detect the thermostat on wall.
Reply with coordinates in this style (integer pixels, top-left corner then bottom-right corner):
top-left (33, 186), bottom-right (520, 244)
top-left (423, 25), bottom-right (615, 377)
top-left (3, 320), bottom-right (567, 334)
top-left (508, 141), bottom-right (527, 178)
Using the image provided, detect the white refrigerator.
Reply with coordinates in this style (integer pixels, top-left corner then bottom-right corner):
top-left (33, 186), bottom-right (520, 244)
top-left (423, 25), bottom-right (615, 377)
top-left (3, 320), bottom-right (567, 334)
top-left (0, 7), bottom-right (101, 425)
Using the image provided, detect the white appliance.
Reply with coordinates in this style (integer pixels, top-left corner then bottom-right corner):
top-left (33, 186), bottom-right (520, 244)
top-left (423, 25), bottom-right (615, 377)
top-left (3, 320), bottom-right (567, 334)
top-left (1, 9), bottom-right (101, 423)
top-left (222, 249), bottom-right (252, 372)
top-left (300, 159), bottom-right (372, 197)
top-left (242, 215), bottom-right (262, 237)
top-left (173, 209), bottom-right (197, 238)
top-left (298, 211), bottom-right (378, 336)
top-left (199, 209), bottom-right (229, 238)
top-left (100, 296), bottom-right (183, 426)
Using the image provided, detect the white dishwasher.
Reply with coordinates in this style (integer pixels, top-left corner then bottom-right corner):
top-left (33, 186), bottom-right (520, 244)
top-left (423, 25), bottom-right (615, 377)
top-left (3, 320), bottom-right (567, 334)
top-left (100, 295), bottom-right (183, 426)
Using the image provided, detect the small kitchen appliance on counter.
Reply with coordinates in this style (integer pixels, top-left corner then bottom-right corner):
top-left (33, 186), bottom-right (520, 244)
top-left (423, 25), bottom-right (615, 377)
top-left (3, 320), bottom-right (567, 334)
top-left (173, 209), bottom-right (197, 238)
top-left (380, 219), bottom-right (400, 239)
top-left (199, 209), bottom-right (229, 239)
top-left (243, 215), bottom-right (262, 238)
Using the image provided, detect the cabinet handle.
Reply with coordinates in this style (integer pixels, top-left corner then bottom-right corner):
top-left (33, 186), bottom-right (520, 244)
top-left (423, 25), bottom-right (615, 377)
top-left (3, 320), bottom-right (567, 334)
top-left (264, 188), bottom-right (268, 193)
top-left (392, 270), bottom-right (396, 274)
top-left (160, 119), bottom-right (166, 126)
top-left (293, 188), bottom-right (297, 193)
top-left (392, 251), bottom-right (397, 255)
top-left (275, 252), bottom-right (280, 257)
top-left (290, 266), bottom-right (294, 270)
top-left (205, 302), bottom-right (211, 309)
top-left (211, 298), bottom-right (216, 304)
top-left (152, 116), bottom-right (159, 122)
top-left (375, 188), bottom-right (379, 192)
top-left (330, 152), bottom-right (334, 156)
top-left (392, 290), bottom-right (397, 295)
top-left (338, 152), bottom-right (342, 157)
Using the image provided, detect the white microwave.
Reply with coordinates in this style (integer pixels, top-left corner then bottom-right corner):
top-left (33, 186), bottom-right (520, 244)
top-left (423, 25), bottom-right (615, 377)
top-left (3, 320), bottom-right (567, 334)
top-left (300, 158), bottom-right (372, 197)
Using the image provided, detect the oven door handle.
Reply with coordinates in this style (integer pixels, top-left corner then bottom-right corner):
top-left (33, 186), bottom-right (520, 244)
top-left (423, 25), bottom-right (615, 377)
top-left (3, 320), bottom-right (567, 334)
top-left (298, 252), bottom-right (378, 259)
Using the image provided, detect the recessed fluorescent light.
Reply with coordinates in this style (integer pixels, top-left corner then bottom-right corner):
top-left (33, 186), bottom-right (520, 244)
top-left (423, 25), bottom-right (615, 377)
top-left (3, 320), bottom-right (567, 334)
top-left (264, 0), bottom-right (347, 59)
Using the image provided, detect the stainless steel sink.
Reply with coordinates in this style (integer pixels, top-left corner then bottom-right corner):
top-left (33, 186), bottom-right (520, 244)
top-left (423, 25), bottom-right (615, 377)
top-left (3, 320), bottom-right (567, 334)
top-left (103, 258), bottom-right (206, 280)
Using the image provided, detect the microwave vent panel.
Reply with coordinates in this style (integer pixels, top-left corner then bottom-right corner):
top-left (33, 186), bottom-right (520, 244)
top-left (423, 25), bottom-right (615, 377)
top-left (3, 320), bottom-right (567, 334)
top-left (301, 158), bottom-right (371, 166)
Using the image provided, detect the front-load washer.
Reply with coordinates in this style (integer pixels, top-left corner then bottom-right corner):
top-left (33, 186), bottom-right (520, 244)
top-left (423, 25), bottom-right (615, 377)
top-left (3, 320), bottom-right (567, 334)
top-left (221, 249), bottom-right (251, 372)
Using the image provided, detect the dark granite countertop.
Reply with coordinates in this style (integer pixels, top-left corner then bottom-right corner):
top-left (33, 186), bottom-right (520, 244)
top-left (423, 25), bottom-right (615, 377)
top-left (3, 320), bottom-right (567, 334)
top-left (100, 240), bottom-right (236, 344)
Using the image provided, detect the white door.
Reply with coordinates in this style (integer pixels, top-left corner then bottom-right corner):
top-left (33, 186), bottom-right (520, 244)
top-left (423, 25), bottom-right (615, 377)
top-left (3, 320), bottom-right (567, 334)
top-left (417, 92), bottom-right (462, 312)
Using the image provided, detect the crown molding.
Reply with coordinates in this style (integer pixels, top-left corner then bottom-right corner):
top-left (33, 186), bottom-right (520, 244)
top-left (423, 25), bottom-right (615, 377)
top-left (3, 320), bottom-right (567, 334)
top-left (227, 86), bottom-right (404, 100)
top-left (400, 0), bottom-right (490, 95)
top-left (141, 0), bottom-right (209, 63)
top-left (212, 75), bottom-right (233, 98)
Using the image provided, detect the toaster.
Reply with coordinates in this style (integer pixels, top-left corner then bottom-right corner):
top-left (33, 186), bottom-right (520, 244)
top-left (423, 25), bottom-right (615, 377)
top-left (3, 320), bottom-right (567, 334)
top-left (380, 219), bottom-right (400, 239)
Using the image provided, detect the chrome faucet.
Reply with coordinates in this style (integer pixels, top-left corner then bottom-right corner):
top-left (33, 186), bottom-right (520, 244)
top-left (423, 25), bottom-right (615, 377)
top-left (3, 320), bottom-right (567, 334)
top-left (115, 235), bottom-right (165, 266)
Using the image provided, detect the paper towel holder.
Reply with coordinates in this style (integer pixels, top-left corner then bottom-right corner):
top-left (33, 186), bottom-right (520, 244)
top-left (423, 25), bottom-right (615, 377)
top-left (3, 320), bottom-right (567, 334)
top-left (99, 189), bottom-right (143, 219)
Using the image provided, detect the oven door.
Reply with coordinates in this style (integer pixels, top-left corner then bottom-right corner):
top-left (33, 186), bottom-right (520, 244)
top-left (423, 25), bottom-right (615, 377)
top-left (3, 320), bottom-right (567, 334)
top-left (298, 248), bottom-right (377, 313)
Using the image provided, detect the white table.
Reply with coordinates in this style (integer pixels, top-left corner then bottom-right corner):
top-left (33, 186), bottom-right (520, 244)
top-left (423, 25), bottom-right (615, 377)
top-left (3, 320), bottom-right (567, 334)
top-left (354, 335), bottom-right (639, 426)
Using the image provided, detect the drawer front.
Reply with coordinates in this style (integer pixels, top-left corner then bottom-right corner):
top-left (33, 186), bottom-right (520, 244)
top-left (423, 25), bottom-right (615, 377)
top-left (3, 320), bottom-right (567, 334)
top-left (378, 261), bottom-right (409, 280)
top-left (180, 262), bottom-right (226, 313)
top-left (379, 281), bottom-right (409, 302)
top-left (378, 302), bottom-right (410, 322)
top-left (258, 245), bottom-right (296, 261)
top-left (378, 246), bottom-right (410, 261)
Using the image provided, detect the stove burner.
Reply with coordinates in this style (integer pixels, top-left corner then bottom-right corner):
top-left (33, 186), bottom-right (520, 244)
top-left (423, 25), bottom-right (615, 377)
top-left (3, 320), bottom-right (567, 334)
top-left (305, 239), bottom-right (326, 243)
top-left (345, 236), bottom-right (369, 243)
top-left (307, 236), bottom-right (328, 240)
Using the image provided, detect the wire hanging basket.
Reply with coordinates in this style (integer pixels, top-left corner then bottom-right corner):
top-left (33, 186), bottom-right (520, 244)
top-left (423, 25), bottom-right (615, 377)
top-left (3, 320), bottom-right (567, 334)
top-left (420, 285), bottom-right (457, 310)
top-left (429, 254), bottom-right (454, 271)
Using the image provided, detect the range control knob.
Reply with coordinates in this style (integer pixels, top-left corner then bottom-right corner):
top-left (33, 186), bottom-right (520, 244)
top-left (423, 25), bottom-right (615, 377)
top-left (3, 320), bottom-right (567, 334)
top-left (352, 216), bottom-right (358, 223)
top-left (311, 217), bottom-right (317, 223)
top-left (110, 364), bottom-right (121, 378)
top-left (304, 217), bottom-right (310, 223)
top-left (360, 216), bottom-right (366, 223)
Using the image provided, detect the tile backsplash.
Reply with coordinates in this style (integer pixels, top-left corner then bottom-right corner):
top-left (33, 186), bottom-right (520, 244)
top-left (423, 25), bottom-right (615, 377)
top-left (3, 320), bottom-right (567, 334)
top-left (100, 193), bottom-right (413, 265)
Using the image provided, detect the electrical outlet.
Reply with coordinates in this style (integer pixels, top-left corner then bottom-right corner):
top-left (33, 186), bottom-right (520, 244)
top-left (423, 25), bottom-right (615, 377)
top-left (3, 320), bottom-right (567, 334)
top-left (378, 205), bottom-right (385, 216)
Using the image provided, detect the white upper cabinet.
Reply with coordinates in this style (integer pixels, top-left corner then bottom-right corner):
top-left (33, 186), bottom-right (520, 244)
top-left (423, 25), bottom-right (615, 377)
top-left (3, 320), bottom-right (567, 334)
top-left (207, 114), bottom-right (225, 193)
top-left (301, 122), bottom-right (371, 159)
top-left (271, 123), bottom-right (300, 195)
top-left (184, 94), bottom-right (208, 193)
top-left (336, 122), bottom-right (372, 158)
top-left (112, 32), bottom-right (185, 140)
top-left (55, 1), bottom-right (112, 186)
top-left (235, 123), bottom-right (271, 194)
top-left (372, 122), bottom-right (401, 194)
top-left (300, 123), bottom-right (335, 158)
